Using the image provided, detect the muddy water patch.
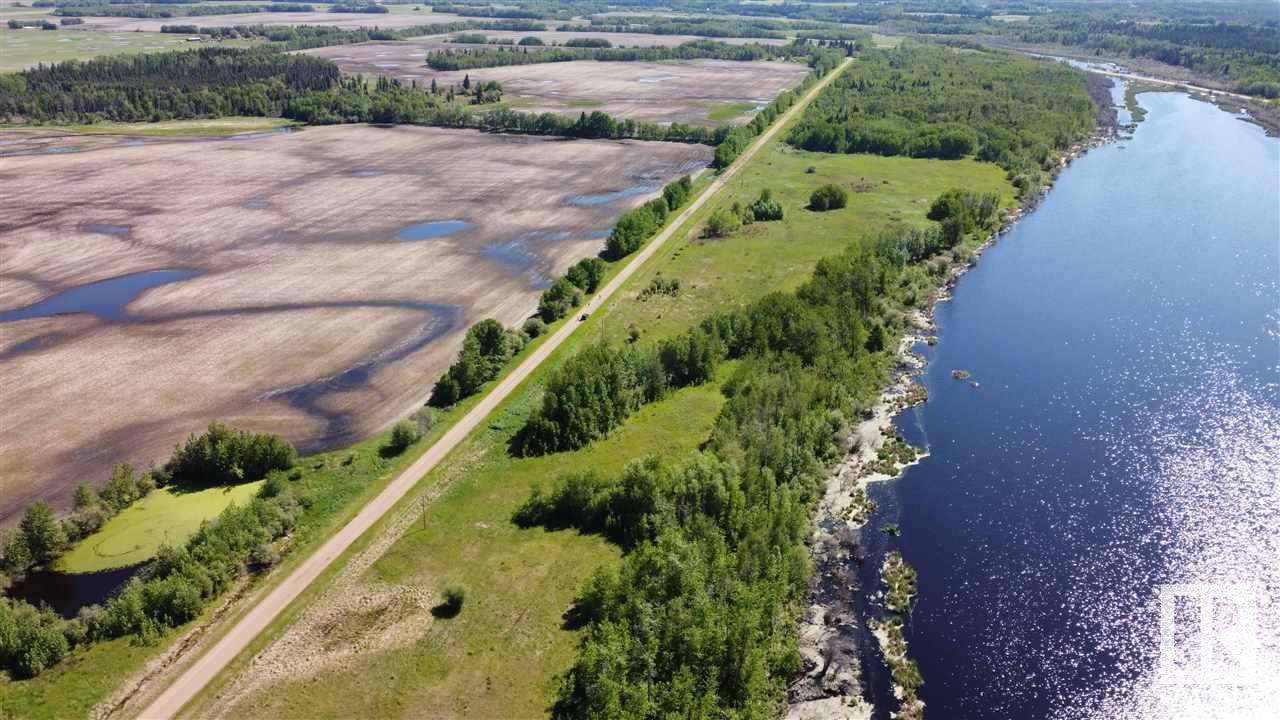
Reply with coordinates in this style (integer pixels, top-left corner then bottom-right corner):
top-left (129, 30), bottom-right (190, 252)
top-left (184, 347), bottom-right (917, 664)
top-left (638, 75), bottom-right (678, 83)
top-left (258, 302), bottom-right (462, 448)
top-left (565, 185), bottom-right (657, 207)
top-left (394, 219), bottom-right (474, 241)
top-left (85, 222), bottom-right (130, 236)
top-left (5, 563), bottom-right (145, 619)
top-left (226, 127), bottom-right (294, 141)
top-left (351, 169), bottom-right (385, 178)
top-left (245, 200), bottom-right (268, 209)
top-left (0, 269), bottom-right (199, 323)
top-left (481, 231), bottom-right (564, 289)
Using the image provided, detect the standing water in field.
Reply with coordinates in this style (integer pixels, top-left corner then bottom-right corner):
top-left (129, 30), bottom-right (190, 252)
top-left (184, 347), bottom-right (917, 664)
top-left (858, 91), bottom-right (1279, 719)
top-left (0, 269), bottom-right (198, 323)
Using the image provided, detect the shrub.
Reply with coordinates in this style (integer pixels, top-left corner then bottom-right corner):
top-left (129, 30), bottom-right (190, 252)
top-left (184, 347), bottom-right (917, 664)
top-left (413, 407), bottom-right (435, 436)
top-left (565, 257), bottom-right (606, 293)
top-left (248, 541), bottom-right (279, 572)
top-left (564, 37), bottom-right (610, 48)
top-left (537, 277), bottom-right (582, 323)
top-left (433, 584), bottom-right (467, 618)
top-left (141, 574), bottom-right (202, 626)
top-left (430, 319), bottom-right (524, 406)
top-left (638, 274), bottom-right (680, 300)
top-left (703, 208), bottom-right (741, 238)
top-left (73, 482), bottom-right (99, 510)
top-left (258, 471), bottom-right (289, 499)
top-left (662, 175), bottom-right (693, 211)
top-left (17, 501), bottom-right (66, 569)
top-left (388, 420), bottom-right (420, 453)
top-left (522, 317), bottom-right (549, 338)
top-left (809, 183), bottom-right (848, 211)
top-left (0, 599), bottom-right (70, 679)
top-left (101, 463), bottom-right (139, 511)
top-left (517, 35), bottom-right (544, 46)
top-left (747, 188), bottom-right (784, 221)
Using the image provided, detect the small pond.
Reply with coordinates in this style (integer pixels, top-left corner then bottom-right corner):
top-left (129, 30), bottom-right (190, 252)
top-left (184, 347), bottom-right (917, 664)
top-left (394, 220), bottom-right (475, 241)
top-left (0, 269), bottom-right (199, 323)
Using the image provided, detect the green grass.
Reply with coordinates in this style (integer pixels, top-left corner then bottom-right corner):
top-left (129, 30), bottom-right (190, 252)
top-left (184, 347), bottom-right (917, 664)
top-left (59, 483), bottom-right (265, 574)
top-left (0, 29), bottom-right (258, 73)
top-left (0, 376), bottom-right (539, 719)
top-left (210, 372), bottom-right (728, 719)
top-left (596, 145), bottom-right (1013, 347)
top-left (45, 116), bottom-right (296, 137)
top-left (705, 101), bottom-right (757, 122)
top-left (185, 111), bottom-right (1015, 720)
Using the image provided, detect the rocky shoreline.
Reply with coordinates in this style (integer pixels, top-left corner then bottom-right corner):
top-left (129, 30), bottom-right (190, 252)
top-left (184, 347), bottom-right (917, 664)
top-left (785, 121), bottom-right (1119, 720)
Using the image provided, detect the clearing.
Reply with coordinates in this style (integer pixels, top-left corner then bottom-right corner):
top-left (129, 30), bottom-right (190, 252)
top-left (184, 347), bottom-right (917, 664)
top-left (0, 28), bottom-right (250, 72)
top-left (0, 124), bottom-right (709, 524)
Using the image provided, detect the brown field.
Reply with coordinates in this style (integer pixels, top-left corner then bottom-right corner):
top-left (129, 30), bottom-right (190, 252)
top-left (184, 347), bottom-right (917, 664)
top-left (304, 42), bottom-right (812, 125)
top-left (0, 125), bottom-right (709, 523)
top-left (58, 10), bottom-right (474, 33)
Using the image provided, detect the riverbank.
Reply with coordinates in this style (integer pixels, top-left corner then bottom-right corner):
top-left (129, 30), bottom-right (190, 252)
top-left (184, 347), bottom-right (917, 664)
top-left (786, 107), bottom-right (1119, 716)
top-left (973, 37), bottom-right (1280, 136)
top-left (848, 87), bottom-right (1278, 718)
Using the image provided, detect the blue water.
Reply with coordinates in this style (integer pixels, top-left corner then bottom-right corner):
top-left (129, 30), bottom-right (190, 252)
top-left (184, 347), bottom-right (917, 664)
top-left (84, 223), bottom-right (130, 236)
top-left (0, 269), bottom-right (198, 323)
top-left (860, 92), bottom-right (1279, 719)
top-left (394, 220), bottom-right (474, 241)
top-left (565, 185), bottom-right (658, 206)
top-left (482, 229), bottom-right (570, 289)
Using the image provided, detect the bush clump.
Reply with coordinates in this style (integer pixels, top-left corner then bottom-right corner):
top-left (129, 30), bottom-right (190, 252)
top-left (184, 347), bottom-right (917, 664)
top-left (809, 183), bottom-right (848, 211)
top-left (167, 422), bottom-right (298, 487)
top-left (430, 319), bottom-right (527, 406)
top-left (387, 420), bottom-right (421, 454)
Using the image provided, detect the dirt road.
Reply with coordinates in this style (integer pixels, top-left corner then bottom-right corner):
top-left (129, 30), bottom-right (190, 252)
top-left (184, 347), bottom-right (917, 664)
top-left (137, 56), bottom-right (852, 720)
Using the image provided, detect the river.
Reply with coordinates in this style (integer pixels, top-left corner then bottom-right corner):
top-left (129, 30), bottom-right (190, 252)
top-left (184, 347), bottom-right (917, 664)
top-left (857, 88), bottom-right (1280, 718)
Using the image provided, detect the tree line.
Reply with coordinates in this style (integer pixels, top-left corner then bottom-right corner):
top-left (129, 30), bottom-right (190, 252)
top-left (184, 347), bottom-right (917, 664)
top-left (424, 38), bottom-right (820, 71)
top-left (710, 42), bottom-right (847, 169)
top-left (0, 47), bottom-right (341, 123)
top-left (0, 47), bottom-right (704, 145)
top-left (513, 186), bottom-right (1008, 716)
top-left (54, 3), bottom-right (314, 18)
top-left (165, 19), bottom-right (549, 49)
top-left (429, 173), bottom-right (697, 410)
top-left (788, 43), bottom-right (1096, 200)
top-left (584, 14), bottom-right (790, 40)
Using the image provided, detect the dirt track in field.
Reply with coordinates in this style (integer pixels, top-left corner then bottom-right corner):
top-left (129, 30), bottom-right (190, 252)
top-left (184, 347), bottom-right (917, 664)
top-left (0, 125), bottom-right (708, 522)
top-left (303, 41), bottom-right (812, 125)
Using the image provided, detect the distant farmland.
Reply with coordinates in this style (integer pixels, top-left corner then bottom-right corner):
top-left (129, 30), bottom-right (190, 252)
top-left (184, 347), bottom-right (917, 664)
top-left (0, 125), bottom-right (710, 522)
top-left (305, 41), bottom-right (813, 125)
